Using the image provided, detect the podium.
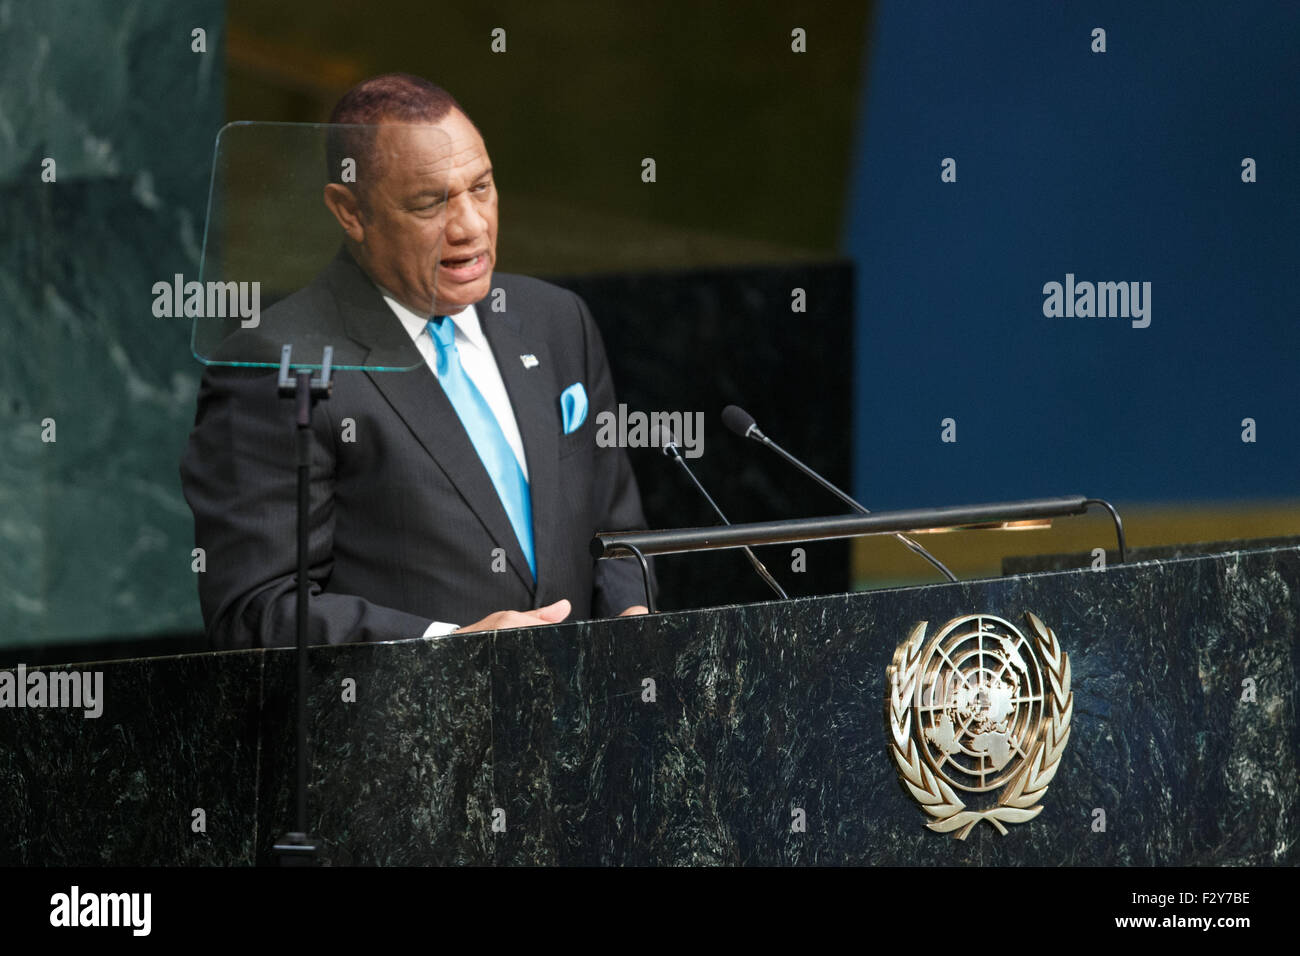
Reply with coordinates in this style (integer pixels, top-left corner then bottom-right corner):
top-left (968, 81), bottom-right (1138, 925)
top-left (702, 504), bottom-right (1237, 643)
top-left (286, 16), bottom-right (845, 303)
top-left (1, 542), bottom-right (1295, 865)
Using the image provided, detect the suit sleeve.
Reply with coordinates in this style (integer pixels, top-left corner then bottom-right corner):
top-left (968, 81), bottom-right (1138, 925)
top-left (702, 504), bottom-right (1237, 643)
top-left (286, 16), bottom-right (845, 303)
top-left (574, 293), bottom-right (659, 615)
top-left (179, 365), bottom-right (436, 649)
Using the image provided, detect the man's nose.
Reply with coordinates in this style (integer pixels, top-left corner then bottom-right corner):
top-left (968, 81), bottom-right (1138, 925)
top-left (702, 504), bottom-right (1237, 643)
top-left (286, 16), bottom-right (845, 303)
top-left (445, 194), bottom-right (486, 242)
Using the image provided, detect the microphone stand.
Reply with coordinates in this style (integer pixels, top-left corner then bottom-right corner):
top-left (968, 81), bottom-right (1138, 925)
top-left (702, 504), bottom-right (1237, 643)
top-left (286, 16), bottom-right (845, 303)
top-left (723, 407), bottom-right (958, 583)
top-left (756, 433), bottom-right (958, 583)
top-left (661, 439), bottom-right (788, 600)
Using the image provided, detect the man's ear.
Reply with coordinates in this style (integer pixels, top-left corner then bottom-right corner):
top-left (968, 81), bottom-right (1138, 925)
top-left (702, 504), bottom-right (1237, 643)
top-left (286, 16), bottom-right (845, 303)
top-left (323, 183), bottom-right (365, 243)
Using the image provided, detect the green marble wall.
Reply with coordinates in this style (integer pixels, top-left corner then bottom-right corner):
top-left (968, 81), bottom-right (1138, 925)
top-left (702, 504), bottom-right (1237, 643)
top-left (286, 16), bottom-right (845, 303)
top-left (0, 0), bottom-right (222, 647)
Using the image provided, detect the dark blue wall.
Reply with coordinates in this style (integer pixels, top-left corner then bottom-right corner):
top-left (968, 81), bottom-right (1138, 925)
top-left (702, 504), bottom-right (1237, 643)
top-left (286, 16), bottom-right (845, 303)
top-left (844, 1), bottom-right (1299, 509)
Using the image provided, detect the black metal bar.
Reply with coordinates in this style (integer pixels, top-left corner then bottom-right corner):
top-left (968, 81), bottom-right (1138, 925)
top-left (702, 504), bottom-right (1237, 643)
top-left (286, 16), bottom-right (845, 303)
top-left (592, 496), bottom-right (1093, 559)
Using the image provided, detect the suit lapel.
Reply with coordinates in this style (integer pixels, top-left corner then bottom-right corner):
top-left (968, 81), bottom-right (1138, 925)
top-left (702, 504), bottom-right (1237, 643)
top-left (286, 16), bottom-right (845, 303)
top-left (480, 284), bottom-right (562, 598)
top-left (325, 250), bottom-right (537, 593)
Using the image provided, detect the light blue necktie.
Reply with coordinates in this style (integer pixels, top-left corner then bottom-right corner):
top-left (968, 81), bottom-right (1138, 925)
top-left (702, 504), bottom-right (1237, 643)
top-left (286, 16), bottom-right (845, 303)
top-left (427, 317), bottom-right (535, 579)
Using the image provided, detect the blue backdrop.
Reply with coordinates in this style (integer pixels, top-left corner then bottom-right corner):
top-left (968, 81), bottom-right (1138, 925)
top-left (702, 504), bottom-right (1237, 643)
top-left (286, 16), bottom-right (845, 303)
top-left (844, 1), bottom-right (1299, 509)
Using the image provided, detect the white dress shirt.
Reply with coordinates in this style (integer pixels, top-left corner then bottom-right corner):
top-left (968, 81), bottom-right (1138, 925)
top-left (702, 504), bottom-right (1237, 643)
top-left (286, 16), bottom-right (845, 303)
top-left (377, 288), bottom-right (531, 637)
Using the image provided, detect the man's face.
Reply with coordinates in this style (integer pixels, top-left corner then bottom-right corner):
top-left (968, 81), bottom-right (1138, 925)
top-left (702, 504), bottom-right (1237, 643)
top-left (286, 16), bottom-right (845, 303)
top-left (351, 110), bottom-right (498, 316)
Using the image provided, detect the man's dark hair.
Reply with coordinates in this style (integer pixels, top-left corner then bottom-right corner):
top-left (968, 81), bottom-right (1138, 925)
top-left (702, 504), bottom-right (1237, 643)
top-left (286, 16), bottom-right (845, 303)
top-left (325, 73), bottom-right (468, 196)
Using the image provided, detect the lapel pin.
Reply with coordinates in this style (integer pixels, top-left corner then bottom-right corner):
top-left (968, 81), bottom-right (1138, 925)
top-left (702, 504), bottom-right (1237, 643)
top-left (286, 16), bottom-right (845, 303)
top-left (520, 354), bottom-right (539, 369)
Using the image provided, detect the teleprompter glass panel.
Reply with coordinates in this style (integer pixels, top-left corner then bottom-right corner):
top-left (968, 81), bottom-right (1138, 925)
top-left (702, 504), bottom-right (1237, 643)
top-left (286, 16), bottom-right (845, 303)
top-left (191, 122), bottom-right (455, 370)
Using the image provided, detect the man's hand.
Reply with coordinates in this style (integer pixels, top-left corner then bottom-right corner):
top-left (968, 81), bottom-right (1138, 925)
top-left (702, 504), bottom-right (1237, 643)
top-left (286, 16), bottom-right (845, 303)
top-left (618, 605), bottom-right (649, 616)
top-left (453, 599), bottom-right (572, 634)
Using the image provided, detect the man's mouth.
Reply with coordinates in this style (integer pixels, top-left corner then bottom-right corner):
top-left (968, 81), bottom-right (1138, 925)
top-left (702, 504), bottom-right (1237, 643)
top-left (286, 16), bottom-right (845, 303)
top-left (439, 253), bottom-right (489, 281)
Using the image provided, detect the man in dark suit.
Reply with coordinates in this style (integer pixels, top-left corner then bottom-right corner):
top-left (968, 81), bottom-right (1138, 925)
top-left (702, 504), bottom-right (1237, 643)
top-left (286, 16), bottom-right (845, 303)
top-left (180, 74), bottom-right (652, 648)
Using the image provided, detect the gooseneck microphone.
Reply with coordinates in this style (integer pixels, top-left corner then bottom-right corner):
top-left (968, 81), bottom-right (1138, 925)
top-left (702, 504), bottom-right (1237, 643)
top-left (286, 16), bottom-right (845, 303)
top-left (720, 405), bottom-right (958, 583)
top-left (652, 426), bottom-right (789, 600)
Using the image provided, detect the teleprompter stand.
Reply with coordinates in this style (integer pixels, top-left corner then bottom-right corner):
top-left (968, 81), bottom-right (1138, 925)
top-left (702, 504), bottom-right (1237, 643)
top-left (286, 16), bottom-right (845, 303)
top-left (271, 344), bottom-right (334, 866)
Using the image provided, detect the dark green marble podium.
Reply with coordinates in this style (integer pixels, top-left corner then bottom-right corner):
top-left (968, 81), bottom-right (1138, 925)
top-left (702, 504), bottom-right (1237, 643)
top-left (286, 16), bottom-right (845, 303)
top-left (1, 544), bottom-right (1295, 865)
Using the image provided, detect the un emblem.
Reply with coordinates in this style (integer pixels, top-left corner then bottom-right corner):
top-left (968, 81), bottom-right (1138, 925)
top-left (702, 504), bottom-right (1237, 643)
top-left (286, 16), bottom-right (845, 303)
top-left (886, 612), bottom-right (1073, 840)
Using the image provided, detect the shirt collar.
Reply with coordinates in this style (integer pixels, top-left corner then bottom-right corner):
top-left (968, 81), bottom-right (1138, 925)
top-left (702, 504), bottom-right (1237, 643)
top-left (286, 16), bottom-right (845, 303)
top-left (375, 284), bottom-right (486, 351)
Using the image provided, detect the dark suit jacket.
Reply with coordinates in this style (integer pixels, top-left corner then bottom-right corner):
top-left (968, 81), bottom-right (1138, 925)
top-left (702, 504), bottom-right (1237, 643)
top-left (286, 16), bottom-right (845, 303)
top-left (180, 248), bottom-right (653, 649)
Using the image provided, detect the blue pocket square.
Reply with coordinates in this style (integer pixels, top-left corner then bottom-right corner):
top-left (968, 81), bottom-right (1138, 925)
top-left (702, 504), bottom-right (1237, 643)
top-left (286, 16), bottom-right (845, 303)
top-left (560, 382), bottom-right (588, 434)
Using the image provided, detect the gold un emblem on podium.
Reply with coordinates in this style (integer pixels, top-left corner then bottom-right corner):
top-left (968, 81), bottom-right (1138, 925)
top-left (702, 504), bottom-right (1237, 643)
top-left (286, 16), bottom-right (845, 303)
top-left (886, 612), bottom-right (1073, 840)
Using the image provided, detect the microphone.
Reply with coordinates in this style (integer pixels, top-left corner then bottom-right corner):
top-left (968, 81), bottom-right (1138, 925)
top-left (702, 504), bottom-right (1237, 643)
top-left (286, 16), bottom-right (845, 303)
top-left (720, 405), bottom-right (958, 583)
top-left (651, 425), bottom-right (789, 600)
